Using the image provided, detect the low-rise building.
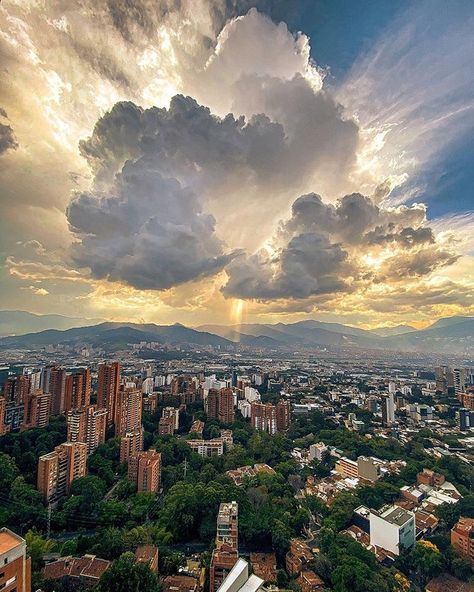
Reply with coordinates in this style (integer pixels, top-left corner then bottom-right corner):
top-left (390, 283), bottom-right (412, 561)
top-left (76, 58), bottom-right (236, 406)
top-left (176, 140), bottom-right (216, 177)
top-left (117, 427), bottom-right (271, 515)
top-left (135, 545), bottom-right (158, 572)
top-left (285, 538), bottom-right (313, 576)
top-left (163, 575), bottom-right (200, 592)
top-left (297, 570), bottom-right (325, 592)
top-left (249, 552), bottom-right (277, 583)
top-left (42, 555), bottom-right (110, 589)
top-left (451, 517), bottom-right (474, 564)
top-left (186, 438), bottom-right (224, 457)
top-left (369, 505), bottom-right (416, 556)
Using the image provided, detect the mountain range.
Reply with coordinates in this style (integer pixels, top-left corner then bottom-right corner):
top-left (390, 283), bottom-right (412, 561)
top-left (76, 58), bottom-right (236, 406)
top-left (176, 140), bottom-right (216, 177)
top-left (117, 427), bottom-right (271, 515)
top-left (0, 310), bottom-right (103, 337)
top-left (0, 311), bottom-right (472, 355)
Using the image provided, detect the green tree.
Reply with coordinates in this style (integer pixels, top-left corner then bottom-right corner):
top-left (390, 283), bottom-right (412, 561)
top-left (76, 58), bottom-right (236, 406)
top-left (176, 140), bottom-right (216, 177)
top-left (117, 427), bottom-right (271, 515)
top-left (96, 552), bottom-right (158, 592)
top-left (407, 541), bottom-right (444, 588)
top-left (25, 529), bottom-right (54, 571)
top-left (0, 452), bottom-right (18, 495)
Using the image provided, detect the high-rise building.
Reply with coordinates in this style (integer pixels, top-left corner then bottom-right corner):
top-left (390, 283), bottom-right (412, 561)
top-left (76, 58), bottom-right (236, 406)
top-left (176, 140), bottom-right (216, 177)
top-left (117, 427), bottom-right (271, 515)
top-left (21, 390), bottom-right (50, 431)
top-left (37, 442), bottom-right (87, 503)
top-left (128, 449), bottom-right (161, 493)
top-left (64, 368), bottom-right (91, 412)
top-left (3, 401), bottom-right (23, 431)
top-left (4, 375), bottom-right (30, 405)
top-left (143, 393), bottom-right (159, 414)
top-left (251, 402), bottom-right (276, 434)
top-left (275, 400), bottom-right (291, 431)
top-left (67, 408), bottom-right (87, 444)
top-left (42, 367), bottom-right (66, 416)
top-left (381, 392), bottom-right (395, 426)
top-left (0, 396), bottom-right (8, 435)
top-left (210, 502), bottom-right (239, 592)
top-left (216, 501), bottom-right (238, 549)
top-left (207, 388), bottom-right (235, 424)
top-left (97, 362), bottom-right (121, 425)
top-left (206, 389), bottom-right (220, 420)
top-left (85, 406), bottom-right (108, 454)
top-left (115, 387), bottom-right (142, 436)
top-left (365, 396), bottom-right (378, 413)
top-left (28, 370), bottom-right (41, 393)
top-left (454, 368), bottom-right (467, 401)
top-left (0, 528), bottom-right (31, 592)
top-left (120, 428), bottom-right (144, 462)
top-left (162, 407), bottom-right (179, 431)
top-left (67, 405), bottom-right (108, 454)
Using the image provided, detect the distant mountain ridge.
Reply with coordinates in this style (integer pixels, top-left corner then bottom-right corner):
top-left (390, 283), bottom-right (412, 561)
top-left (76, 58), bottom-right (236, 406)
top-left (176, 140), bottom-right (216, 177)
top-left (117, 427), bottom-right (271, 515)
top-left (0, 313), bottom-right (472, 354)
top-left (0, 310), bottom-right (104, 337)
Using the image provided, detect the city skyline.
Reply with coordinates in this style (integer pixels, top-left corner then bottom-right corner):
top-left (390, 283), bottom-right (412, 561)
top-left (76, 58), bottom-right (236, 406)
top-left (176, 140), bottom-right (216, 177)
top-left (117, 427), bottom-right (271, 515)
top-left (0, 0), bottom-right (473, 330)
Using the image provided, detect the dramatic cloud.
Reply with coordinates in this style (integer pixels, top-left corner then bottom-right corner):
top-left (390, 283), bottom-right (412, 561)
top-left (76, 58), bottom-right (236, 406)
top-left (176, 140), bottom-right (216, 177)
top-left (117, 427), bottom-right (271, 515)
top-left (337, 0), bottom-right (474, 201)
top-left (223, 192), bottom-right (458, 301)
top-left (68, 157), bottom-right (237, 290)
top-left (68, 75), bottom-right (358, 290)
top-left (0, 1), bottom-right (472, 326)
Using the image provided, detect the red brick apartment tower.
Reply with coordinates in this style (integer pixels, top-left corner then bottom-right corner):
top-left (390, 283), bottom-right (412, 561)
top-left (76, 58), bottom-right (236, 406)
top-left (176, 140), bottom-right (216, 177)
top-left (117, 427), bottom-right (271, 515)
top-left (276, 400), bottom-right (291, 431)
top-left (48, 368), bottom-right (67, 416)
top-left (128, 449), bottom-right (161, 492)
top-left (115, 387), bottom-right (142, 436)
top-left (97, 362), bottom-right (120, 425)
top-left (64, 368), bottom-right (91, 412)
top-left (218, 388), bottom-right (235, 424)
top-left (4, 375), bottom-right (30, 405)
top-left (21, 390), bottom-right (50, 430)
top-left (0, 396), bottom-right (9, 435)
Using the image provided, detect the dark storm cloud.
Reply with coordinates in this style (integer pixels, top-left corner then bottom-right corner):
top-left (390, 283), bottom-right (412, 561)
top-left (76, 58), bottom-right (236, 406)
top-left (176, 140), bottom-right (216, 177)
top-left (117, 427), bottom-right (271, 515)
top-left (223, 191), bottom-right (456, 301)
top-left (79, 95), bottom-right (286, 186)
top-left (68, 159), bottom-right (239, 290)
top-left (280, 192), bottom-right (427, 246)
top-left (223, 231), bottom-right (350, 299)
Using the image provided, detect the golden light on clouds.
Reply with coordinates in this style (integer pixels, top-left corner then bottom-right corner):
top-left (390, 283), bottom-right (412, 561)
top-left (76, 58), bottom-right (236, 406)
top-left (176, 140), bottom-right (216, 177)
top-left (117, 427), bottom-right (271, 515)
top-left (0, 1), bottom-right (472, 330)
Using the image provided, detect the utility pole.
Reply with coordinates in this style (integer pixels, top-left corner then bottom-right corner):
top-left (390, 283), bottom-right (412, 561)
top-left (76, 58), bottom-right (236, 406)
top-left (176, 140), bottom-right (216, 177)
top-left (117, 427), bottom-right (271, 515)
top-left (183, 458), bottom-right (189, 479)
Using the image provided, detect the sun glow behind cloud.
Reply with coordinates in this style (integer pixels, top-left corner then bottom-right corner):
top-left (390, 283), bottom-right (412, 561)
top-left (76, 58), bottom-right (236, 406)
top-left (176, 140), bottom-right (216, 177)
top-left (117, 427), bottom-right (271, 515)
top-left (0, 0), bottom-right (472, 328)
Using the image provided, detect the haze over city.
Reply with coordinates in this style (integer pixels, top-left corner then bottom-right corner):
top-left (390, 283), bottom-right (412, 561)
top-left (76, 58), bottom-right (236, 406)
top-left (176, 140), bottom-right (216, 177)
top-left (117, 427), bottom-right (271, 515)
top-left (0, 0), bottom-right (473, 330)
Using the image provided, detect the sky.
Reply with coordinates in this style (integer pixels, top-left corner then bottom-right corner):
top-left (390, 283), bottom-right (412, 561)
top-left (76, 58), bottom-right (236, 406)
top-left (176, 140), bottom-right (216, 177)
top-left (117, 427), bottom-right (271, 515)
top-left (0, 0), bottom-right (473, 330)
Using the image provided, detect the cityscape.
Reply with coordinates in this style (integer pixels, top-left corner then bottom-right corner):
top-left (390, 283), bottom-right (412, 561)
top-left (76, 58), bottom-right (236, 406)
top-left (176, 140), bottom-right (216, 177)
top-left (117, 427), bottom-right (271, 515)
top-left (0, 1), bottom-right (473, 592)
top-left (0, 329), bottom-right (473, 592)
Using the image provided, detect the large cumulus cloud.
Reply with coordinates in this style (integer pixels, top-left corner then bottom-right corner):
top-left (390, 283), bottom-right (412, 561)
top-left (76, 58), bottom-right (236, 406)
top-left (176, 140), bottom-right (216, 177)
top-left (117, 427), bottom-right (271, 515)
top-left (67, 94), bottom-right (295, 290)
top-left (67, 76), bottom-right (359, 291)
top-left (67, 154), bottom-right (238, 290)
top-left (222, 192), bottom-right (459, 301)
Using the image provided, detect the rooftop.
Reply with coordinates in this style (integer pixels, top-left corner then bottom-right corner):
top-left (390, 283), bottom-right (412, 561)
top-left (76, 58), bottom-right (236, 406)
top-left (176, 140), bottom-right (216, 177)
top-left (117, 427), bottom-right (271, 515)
top-left (379, 505), bottom-right (414, 527)
top-left (0, 528), bottom-right (24, 555)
